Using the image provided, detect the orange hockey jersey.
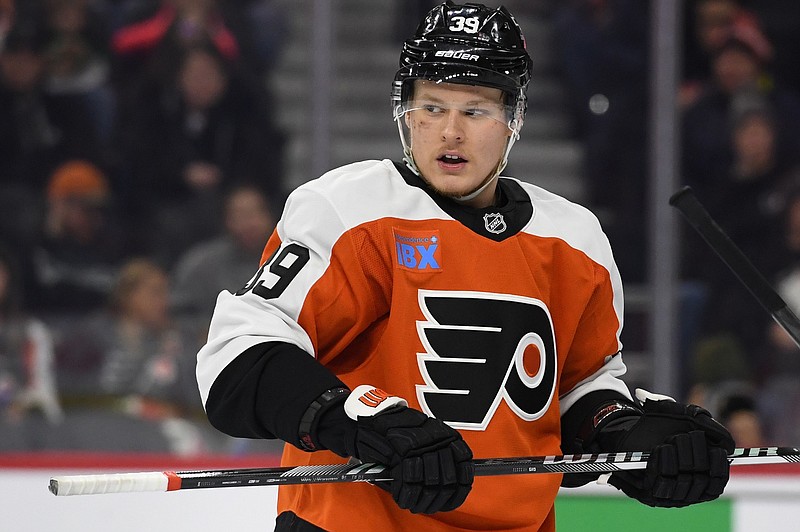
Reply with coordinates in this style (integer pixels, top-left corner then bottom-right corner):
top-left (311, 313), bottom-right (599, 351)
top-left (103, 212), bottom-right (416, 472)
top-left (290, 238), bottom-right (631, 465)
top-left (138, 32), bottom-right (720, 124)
top-left (197, 159), bottom-right (631, 531)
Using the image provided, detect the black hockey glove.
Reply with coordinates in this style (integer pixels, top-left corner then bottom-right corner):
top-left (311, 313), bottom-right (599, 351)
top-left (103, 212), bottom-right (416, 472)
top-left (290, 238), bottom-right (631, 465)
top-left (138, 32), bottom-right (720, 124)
top-left (594, 390), bottom-right (735, 508)
top-left (314, 385), bottom-right (474, 514)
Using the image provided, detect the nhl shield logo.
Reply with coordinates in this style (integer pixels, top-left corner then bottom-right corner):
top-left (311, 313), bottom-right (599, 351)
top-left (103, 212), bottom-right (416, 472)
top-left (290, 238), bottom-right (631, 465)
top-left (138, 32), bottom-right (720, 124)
top-left (483, 213), bottom-right (507, 234)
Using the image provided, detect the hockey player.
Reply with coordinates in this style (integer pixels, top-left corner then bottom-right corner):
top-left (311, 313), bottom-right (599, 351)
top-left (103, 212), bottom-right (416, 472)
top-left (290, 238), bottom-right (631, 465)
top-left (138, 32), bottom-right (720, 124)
top-left (196, 2), bottom-right (735, 530)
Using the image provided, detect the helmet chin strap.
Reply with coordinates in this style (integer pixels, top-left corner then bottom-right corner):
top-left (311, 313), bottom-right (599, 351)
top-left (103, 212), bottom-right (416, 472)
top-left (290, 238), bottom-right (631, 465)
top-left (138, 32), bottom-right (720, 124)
top-left (452, 117), bottom-right (521, 204)
top-left (395, 111), bottom-right (421, 177)
top-left (452, 169), bottom-right (499, 203)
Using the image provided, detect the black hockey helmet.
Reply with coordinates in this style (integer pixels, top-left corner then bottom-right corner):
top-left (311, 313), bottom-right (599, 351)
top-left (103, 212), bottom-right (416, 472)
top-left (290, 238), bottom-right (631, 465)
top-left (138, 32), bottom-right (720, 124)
top-left (392, 1), bottom-right (533, 117)
top-left (392, 2), bottom-right (533, 188)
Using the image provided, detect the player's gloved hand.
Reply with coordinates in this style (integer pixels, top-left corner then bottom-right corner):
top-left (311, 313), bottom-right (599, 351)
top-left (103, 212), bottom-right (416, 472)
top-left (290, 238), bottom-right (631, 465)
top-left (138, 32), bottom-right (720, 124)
top-left (316, 385), bottom-right (473, 514)
top-left (598, 389), bottom-right (735, 507)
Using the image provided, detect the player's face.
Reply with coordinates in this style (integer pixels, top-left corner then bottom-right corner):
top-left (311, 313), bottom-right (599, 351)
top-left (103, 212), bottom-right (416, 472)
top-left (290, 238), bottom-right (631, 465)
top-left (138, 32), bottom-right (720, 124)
top-left (405, 81), bottom-right (512, 208)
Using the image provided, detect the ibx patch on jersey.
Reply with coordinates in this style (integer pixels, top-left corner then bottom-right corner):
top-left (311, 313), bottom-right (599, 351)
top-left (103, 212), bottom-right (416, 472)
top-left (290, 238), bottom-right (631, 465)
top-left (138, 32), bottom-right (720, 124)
top-left (393, 228), bottom-right (442, 272)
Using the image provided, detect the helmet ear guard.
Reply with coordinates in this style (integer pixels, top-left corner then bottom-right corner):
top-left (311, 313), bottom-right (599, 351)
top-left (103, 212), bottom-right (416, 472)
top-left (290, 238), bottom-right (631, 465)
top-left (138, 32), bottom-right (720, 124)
top-left (392, 1), bottom-right (533, 180)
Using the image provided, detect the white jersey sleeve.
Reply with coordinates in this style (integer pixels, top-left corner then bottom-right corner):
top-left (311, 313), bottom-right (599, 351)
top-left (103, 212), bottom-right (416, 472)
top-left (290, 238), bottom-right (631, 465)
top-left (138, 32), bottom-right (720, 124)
top-left (196, 184), bottom-right (347, 407)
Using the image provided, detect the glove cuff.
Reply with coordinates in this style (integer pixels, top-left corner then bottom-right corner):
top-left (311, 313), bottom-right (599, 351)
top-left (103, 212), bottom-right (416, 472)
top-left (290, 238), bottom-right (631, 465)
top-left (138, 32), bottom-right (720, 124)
top-left (579, 400), bottom-right (643, 443)
top-left (298, 387), bottom-right (350, 451)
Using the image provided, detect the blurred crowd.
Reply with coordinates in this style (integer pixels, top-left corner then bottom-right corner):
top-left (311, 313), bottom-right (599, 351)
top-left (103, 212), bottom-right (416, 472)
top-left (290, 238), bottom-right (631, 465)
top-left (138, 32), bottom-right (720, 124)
top-left (554, 0), bottom-right (800, 448)
top-left (3, 0), bottom-right (800, 458)
top-left (0, 0), bottom-right (287, 455)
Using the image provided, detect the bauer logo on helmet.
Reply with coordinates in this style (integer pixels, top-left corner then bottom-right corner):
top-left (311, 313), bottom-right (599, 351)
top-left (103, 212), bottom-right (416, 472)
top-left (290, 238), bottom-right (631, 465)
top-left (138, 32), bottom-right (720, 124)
top-left (434, 50), bottom-right (480, 61)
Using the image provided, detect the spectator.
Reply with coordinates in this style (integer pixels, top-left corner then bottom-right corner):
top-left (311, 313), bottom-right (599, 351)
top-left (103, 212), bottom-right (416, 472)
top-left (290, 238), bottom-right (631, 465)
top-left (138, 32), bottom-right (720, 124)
top-left (119, 43), bottom-right (283, 266)
top-left (171, 184), bottom-right (275, 332)
top-left (718, 393), bottom-right (765, 448)
top-left (681, 22), bottom-right (800, 197)
top-left (29, 159), bottom-right (128, 318)
top-left (0, 245), bottom-right (63, 450)
top-left (552, 0), bottom-right (650, 281)
top-left (679, 23), bottom-right (800, 346)
top-left (705, 96), bottom-right (793, 271)
top-left (57, 258), bottom-right (217, 454)
top-left (680, 95), bottom-right (800, 372)
top-left (739, 0), bottom-right (800, 97)
top-left (110, 0), bottom-right (242, 100)
top-left (40, 0), bottom-right (117, 145)
top-left (730, 97), bottom-right (780, 182)
top-left (98, 260), bottom-right (196, 412)
top-left (685, 333), bottom-right (753, 411)
top-left (681, 0), bottom-right (763, 108)
top-left (112, 0), bottom-right (239, 59)
top-left (0, 17), bottom-right (99, 193)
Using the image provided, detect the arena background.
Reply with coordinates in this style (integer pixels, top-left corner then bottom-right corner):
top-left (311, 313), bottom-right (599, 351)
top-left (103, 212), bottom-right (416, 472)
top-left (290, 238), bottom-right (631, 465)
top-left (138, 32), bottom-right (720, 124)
top-left (4, 0), bottom-right (800, 529)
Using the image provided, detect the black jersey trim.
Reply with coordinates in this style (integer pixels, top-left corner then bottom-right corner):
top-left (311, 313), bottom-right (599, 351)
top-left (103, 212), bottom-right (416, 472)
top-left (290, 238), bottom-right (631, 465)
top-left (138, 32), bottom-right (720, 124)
top-left (392, 161), bottom-right (533, 242)
top-left (205, 342), bottom-right (347, 447)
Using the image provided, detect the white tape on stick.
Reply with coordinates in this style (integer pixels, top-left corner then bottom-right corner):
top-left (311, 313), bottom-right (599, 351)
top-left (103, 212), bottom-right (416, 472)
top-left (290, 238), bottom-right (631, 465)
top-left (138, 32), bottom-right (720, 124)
top-left (50, 472), bottom-right (170, 496)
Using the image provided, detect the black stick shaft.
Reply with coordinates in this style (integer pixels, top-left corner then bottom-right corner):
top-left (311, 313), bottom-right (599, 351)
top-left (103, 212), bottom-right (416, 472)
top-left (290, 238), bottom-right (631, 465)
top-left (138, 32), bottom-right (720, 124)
top-left (49, 447), bottom-right (800, 495)
top-left (670, 186), bottom-right (800, 348)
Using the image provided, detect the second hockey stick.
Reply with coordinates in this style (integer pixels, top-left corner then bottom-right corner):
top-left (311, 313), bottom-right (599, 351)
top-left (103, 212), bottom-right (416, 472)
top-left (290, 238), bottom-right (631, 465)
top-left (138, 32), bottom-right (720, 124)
top-left (669, 186), bottom-right (800, 348)
top-left (49, 446), bottom-right (800, 496)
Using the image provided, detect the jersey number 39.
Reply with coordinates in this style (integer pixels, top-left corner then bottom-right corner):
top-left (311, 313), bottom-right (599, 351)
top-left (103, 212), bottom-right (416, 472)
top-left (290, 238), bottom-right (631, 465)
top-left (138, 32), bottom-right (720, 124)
top-left (236, 243), bottom-right (310, 299)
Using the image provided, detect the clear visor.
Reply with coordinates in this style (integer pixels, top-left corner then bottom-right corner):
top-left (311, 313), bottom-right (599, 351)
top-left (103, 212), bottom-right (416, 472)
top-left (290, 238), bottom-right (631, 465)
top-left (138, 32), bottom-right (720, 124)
top-left (393, 98), bottom-right (515, 129)
top-left (391, 84), bottom-right (525, 185)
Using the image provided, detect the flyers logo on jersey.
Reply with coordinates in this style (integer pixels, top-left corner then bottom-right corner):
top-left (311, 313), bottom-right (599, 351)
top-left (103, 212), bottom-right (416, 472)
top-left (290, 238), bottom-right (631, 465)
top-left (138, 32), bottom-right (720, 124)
top-left (415, 290), bottom-right (558, 431)
top-left (393, 229), bottom-right (442, 272)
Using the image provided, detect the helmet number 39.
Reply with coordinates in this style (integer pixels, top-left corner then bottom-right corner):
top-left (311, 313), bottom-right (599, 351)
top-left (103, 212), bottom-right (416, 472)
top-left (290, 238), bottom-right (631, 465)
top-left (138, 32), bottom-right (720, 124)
top-left (448, 16), bottom-right (480, 33)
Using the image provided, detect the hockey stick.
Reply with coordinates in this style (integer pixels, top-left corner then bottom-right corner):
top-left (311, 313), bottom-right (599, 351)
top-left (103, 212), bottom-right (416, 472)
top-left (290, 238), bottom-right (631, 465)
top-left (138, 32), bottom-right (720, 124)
top-left (669, 186), bottom-right (800, 349)
top-left (49, 446), bottom-right (800, 496)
